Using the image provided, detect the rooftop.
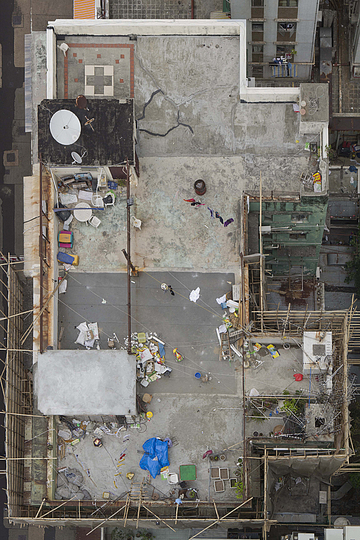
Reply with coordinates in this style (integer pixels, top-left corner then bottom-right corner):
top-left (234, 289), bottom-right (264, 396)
top-left (13, 17), bottom-right (349, 532)
top-left (38, 98), bottom-right (134, 166)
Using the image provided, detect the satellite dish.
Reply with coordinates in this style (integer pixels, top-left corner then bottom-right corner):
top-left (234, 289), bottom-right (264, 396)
top-left (49, 110), bottom-right (81, 146)
top-left (71, 152), bottom-right (82, 164)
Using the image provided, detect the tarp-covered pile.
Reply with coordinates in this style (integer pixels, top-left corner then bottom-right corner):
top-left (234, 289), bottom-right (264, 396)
top-left (139, 437), bottom-right (170, 478)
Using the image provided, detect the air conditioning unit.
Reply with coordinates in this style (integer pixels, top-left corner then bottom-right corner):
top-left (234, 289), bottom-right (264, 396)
top-left (247, 77), bottom-right (256, 87)
top-left (303, 331), bottom-right (332, 375)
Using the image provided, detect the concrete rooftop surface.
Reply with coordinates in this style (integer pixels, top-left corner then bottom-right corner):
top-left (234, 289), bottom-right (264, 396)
top-left (49, 34), bottom-right (318, 272)
top-left (67, 151), bottom-right (314, 274)
top-left (56, 271), bottom-right (243, 502)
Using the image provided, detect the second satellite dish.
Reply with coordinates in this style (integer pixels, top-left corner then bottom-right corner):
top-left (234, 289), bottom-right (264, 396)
top-left (49, 110), bottom-right (81, 146)
top-left (71, 152), bottom-right (82, 164)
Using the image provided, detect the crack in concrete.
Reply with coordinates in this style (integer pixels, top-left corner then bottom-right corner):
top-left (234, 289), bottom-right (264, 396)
top-left (135, 51), bottom-right (237, 139)
top-left (137, 86), bottom-right (194, 138)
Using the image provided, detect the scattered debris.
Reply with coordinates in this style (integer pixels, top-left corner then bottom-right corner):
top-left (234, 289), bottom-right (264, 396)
top-left (75, 322), bottom-right (99, 348)
top-left (58, 279), bottom-right (68, 294)
top-left (173, 348), bottom-right (183, 362)
top-left (54, 468), bottom-right (92, 500)
top-left (124, 332), bottom-right (172, 386)
top-left (189, 287), bottom-right (200, 302)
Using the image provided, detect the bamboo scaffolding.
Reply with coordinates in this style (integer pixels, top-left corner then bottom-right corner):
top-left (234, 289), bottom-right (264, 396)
top-left (188, 498), bottom-right (253, 540)
top-left (39, 496), bottom-right (77, 519)
top-left (142, 505), bottom-right (176, 532)
top-left (86, 503), bottom-right (126, 535)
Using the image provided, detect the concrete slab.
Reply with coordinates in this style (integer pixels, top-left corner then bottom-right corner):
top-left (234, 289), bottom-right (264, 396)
top-left (36, 350), bottom-right (136, 415)
top-left (134, 36), bottom-right (311, 158)
top-left (61, 152), bottom-right (311, 274)
top-left (244, 338), bottom-right (320, 398)
top-left (58, 391), bottom-right (243, 502)
top-left (58, 272), bottom-right (238, 395)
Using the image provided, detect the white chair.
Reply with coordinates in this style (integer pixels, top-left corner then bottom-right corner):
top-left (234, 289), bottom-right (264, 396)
top-left (167, 473), bottom-right (178, 484)
top-left (89, 215), bottom-right (101, 228)
top-left (131, 216), bottom-right (142, 230)
top-left (92, 194), bottom-right (104, 208)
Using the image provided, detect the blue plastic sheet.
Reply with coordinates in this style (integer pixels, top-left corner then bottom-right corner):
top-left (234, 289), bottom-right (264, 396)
top-left (158, 342), bottom-right (165, 359)
top-left (139, 438), bottom-right (169, 478)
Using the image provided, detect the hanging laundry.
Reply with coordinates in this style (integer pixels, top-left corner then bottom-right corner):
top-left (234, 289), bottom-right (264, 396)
top-left (184, 198), bottom-right (204, 207)
top-left (215, 211), bottom-right (224, 224)
top-left (191, 201), bottom-right (204, 206)
top-left (224, 218), bottom-right (234, 227)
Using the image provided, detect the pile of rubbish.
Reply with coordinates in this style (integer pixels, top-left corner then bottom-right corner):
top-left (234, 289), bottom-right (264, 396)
top-left (125, 332), bottom-right (172, 387)
top-left (55, 468), bottom-right (92, 500)
top-left (75, 321), bottom-right (100, 349)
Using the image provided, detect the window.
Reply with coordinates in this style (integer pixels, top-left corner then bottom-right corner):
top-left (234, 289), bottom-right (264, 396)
top-left (279, 0), bottom-right (298, 6)
top-left (252, 45), bottom-right (264, 54)
top-left (252, 0), bottom-right (264, 5)
top-left (252, 22), bottom-right (264, 32)
top-left (278, 22), bottom-right (296, 37)
top-left (252, 66), bottom-right (263, 77)
top-left (291, 213), bottom-right (307, 223)
top-left (289, 232), bottom-right (306, 240)
top-left (276, 44), bottom-right (294, 57)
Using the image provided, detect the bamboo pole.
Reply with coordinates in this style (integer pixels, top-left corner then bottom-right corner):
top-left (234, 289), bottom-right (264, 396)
top-left (1, 411), bottom-right (48, 418)
top-left (0, 309), bottom-right (33, 322)
top-left (35, 499), bottom-right (46, 519)
top-left (175, 503), bottom-right (179, 524)
top-left (213, 500), bottom-right (219, 520)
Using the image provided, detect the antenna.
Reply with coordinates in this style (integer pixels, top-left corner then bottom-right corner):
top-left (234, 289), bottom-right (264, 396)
top-left (71, 152), bottom-right (82, 165)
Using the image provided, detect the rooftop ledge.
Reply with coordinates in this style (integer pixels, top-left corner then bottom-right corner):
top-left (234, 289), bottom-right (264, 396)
top-left (48, 19), bottom-right (247, 36)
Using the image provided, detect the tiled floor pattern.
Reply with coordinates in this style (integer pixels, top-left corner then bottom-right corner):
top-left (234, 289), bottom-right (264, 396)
top-left (109, 0), bottom-right (190, 19)
top-left (64, 43), bottom-right (134, 99)
top-left (84, 65), bottom-right (114, 96)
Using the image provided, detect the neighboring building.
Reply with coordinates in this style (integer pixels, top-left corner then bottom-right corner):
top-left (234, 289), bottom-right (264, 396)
top-left (230, 0), bottom-right (320, 80)
top-left (349, 0), bottom-right (360, 77)
top-left (248, 194), bottom-right (328, 277)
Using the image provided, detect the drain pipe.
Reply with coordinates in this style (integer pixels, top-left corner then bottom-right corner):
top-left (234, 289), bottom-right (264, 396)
top-left (191, 0), bottom-right (194, 18)
top-left (126, 160), bottom-right (132, 355)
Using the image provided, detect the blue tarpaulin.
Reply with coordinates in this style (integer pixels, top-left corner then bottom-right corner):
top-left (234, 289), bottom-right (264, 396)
top-left (139, 438), bottom-right (169, 478)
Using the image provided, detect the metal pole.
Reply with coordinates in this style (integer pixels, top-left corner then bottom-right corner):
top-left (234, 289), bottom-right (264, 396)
top-left (39, 157), bottom-right (43, 353)
top-left (126, 161), bottom-right (132, 355)
top-left (259, 172), bottom-right (264, 332)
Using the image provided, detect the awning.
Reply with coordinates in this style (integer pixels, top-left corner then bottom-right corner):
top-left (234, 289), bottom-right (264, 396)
top-left (73, 0), bottom-right (95, 19)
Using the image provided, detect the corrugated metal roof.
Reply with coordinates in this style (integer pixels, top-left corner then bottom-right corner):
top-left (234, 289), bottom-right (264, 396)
top-left (73, 0), bottom-right (95, 19)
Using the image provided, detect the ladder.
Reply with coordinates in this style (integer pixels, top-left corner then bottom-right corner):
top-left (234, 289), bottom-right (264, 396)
top-left (219, 332), bottom-right (232, 362)
top-left (124, 478), bottom-right (145, 528)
